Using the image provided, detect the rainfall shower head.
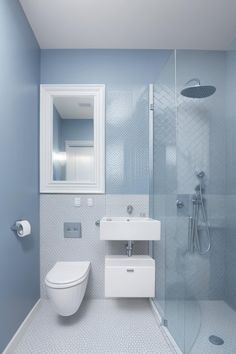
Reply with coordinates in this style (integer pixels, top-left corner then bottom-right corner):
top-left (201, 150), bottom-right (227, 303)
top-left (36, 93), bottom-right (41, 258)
top-left (181, 79), bottom-right (216, 98)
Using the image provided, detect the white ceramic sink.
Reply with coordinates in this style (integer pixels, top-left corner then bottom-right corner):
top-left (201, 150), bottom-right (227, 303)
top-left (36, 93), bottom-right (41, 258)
top-left (100, 217), bottom-right (161, 241)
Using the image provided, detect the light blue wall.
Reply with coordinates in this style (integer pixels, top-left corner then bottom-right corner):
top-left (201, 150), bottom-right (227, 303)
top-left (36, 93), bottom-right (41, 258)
top-left (0, 1), bottom-right (40, 351)
top-left (40, 50), bottom-right (170, 305)
top-left (53, 106), bottom-right (63, 180)
top-left (61, 119), bottom-right (93, 142)
top-left (41, 49), bottom-right (171, 193)
top-left (53, 106), bottom-right (93, 181)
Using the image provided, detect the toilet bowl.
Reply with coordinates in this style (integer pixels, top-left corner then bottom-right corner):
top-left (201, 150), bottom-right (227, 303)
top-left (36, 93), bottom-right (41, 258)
top-left (45, 261), bottom-right (90, 316)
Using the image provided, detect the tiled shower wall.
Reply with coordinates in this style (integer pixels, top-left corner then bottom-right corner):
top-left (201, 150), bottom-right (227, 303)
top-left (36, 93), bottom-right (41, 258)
top-left (175, 50), bottom-right (226, 301)
top-left (154, 50), bottom-right (226, 303)
top-left (39, 49), bottom-right (172, 298)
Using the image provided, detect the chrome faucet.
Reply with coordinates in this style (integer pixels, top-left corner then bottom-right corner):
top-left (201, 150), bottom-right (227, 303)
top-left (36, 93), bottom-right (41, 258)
top-left (126, 240), bottom-right (134, 257)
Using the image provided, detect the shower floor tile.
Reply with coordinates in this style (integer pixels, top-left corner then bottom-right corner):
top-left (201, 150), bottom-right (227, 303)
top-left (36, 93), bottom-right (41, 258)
top-left (189, 300), bottom-right (236, 354)
top-left (13, 299), bottom-right (175, 354)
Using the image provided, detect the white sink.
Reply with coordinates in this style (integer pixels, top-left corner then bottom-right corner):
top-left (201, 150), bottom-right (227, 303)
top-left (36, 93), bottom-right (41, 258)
top-left (100, 217), bottom-right (161, 241)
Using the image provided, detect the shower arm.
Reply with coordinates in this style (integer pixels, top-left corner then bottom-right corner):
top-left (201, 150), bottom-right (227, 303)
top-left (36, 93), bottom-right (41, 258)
top-left (185, 78), bottom-right (201, 87)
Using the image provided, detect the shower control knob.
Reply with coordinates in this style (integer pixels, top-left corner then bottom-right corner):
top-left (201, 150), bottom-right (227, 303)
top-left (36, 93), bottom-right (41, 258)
top-left (127, 205), bottom-right (134, 215)
top-left (176, 200), bottom-right (184, 208)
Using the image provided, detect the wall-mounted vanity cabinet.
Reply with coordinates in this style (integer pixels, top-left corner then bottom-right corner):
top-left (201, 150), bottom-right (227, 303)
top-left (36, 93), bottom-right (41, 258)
top-left (40, 84), bottom-right (105, 193)
top-left (105, 256), bottom-right (155, 298)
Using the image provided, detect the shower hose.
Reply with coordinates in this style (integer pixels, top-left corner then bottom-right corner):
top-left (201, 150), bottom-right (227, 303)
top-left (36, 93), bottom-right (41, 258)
top-left (188, 182), bottom-right (211, 255)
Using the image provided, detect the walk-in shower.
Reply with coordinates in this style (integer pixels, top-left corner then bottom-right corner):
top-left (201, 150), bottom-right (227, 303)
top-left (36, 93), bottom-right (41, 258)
top-left (150, 49), bottom-right (236, 353)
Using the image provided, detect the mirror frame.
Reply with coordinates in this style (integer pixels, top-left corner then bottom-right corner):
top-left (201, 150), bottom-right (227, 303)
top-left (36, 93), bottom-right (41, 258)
top-left (40, 84), bottom-right (105, 193)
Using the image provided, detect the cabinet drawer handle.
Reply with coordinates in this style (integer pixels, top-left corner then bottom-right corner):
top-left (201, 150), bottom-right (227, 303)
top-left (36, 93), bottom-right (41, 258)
top-left (126, 269), bottom-right (134, 272)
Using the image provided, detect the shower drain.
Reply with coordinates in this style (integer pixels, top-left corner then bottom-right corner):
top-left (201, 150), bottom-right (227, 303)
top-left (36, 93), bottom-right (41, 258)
top-left (209, 335), bottom-right (224, 345)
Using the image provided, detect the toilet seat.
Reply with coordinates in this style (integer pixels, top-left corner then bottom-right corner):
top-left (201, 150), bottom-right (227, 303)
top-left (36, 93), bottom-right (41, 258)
top-left (45, 261), bottom-right (90, 289)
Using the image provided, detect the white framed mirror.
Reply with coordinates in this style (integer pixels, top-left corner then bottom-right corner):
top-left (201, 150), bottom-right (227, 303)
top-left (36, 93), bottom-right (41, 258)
top-left (40, 84), bottom-right (105, 193)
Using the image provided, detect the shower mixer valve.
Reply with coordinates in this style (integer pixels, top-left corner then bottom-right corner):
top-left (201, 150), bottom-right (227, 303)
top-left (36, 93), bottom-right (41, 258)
top-left (176, 200), bottom-right (184, 208)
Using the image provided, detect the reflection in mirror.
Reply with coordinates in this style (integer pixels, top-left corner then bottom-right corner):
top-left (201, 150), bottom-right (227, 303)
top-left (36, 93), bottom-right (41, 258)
top-left (52, 96), bottom-right (94, 182)
top-left (40, 84), bottom-right (105, 193)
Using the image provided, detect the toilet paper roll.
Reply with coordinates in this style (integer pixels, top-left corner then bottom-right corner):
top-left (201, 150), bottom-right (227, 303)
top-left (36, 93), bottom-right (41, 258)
top-left (16, 220), bottom-right (31, 237)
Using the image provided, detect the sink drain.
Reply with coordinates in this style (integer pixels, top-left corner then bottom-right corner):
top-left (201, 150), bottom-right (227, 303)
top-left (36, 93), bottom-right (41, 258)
top-left (209, 335), bottom-right (224, 345)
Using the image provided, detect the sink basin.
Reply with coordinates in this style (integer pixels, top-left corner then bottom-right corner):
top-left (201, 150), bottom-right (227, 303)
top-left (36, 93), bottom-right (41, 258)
top-left (100, 217), bottom-right (161, 241)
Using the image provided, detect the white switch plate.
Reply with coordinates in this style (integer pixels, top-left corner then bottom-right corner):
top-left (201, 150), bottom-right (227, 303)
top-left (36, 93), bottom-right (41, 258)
top-left (74, 197), bottom-right (81, 207)
top-left (87, 198), bottom-right (93, 207)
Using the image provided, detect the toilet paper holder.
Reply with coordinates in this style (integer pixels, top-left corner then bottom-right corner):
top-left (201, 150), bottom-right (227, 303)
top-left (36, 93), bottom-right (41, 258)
top-left (11, 220), bottom-right (22, 232)
top-left (11, 220), bottom-right (31, 237)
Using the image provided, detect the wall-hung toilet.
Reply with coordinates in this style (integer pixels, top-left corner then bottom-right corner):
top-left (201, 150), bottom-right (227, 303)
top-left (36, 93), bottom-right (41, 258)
top-left (45, 261), bottom-right (90, 316)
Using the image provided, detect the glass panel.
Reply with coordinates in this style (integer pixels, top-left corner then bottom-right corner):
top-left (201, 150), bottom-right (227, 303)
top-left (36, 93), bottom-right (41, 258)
top-left (52, 95), bottom-right (94, 182)
top-left (152, 47), bottom-right (236, 354)
top-left (152, 50), bottom-right (186, 352)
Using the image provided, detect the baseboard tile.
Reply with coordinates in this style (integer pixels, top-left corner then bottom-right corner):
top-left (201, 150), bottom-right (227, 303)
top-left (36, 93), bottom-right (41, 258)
top-left (3, 299), bottom-right (41, 354)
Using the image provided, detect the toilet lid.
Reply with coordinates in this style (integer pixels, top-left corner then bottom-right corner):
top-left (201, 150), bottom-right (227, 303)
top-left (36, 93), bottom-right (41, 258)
top-left (46, 261), bottom-right (90, 285)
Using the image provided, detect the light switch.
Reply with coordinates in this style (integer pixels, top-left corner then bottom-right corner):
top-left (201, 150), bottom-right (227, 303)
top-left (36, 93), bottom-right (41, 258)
top-left (87, 198), bottom-right (93, 207)
top-left (74, 197), bottom-right (81, 207)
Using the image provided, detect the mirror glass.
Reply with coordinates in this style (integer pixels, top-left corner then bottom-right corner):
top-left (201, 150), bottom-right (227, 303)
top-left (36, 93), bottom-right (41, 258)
top-left (52, 96), bottom-right (94, 182)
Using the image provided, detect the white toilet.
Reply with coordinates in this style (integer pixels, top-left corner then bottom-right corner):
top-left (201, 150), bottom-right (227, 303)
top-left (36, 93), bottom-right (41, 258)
top-left (45, 261), bottom-right (90, 316)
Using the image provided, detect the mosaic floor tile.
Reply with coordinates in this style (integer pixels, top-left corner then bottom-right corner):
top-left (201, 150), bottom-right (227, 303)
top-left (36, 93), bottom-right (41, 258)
top-left (14, 299), bottom-right (175, 354)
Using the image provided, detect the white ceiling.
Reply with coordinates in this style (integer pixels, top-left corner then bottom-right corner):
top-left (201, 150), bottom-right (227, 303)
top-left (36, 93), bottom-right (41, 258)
top-left (54, 96), bottom-right (94, 119)
top-left (19, 0), bottom-right (236, 50)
